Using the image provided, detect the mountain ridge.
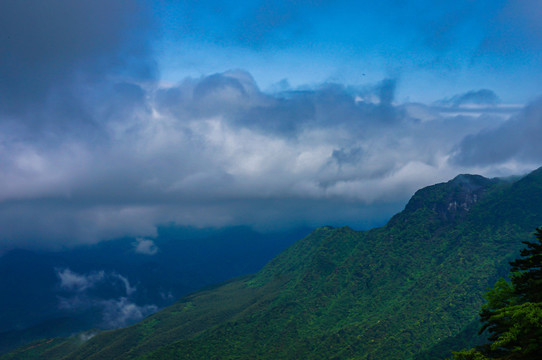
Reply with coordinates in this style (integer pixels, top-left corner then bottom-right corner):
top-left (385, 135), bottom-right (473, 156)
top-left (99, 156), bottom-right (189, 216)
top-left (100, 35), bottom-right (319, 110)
top-left (4, 167), bottom-right (542, 360)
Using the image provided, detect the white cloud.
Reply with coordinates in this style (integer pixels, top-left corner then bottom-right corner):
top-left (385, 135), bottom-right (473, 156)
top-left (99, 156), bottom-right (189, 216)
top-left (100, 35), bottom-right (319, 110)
top-left (133, 238), bottom-right (158, 255)
top-left (56, 268), bottom-right (154, 329)
top-left (100, 297), bottom-right (158, 328)
top-left (57, 269), bottom-right (105, 292)
top-left (79, 331), bottom-right (98, 342)
top-left (57, 268), bottom-right (136, 296)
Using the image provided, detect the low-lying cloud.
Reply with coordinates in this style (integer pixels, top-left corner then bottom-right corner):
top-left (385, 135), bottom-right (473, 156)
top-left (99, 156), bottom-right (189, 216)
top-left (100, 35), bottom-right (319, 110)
top-left (133, 238), bottom-right (159, 255)
top-left (57, 268), bottom-right (156, 328)
top-left (58, 269), bottom-right (106, 293)
top-left (57, 269), bottom-right (137, 296)
top-left (99, 297), bottom-right (158, 328)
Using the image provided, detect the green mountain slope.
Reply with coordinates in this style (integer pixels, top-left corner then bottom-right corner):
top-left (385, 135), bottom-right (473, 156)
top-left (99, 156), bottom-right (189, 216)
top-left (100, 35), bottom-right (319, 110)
top-left (5, 168), bottom-right (542, 360)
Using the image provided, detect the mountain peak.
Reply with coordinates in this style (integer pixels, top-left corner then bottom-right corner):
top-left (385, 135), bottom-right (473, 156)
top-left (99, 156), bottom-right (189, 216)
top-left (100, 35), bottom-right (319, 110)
top-left (449, 173), bottom-right (494, 189)
top-left (391, 173), bottom-right (500, 227)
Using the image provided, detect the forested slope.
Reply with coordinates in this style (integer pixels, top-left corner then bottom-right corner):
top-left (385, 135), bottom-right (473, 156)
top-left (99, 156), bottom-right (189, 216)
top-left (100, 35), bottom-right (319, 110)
top-left (5, 168), bottom-right (542, 360)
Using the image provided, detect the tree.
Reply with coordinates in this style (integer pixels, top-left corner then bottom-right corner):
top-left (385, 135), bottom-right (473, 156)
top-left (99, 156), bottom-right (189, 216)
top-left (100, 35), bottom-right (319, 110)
top-left (510, 228), bottom-right (542, 303)
top-left (450, 228), bottom-right (542, 360)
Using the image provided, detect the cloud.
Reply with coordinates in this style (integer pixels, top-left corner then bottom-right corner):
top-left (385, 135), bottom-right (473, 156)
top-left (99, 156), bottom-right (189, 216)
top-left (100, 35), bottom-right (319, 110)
top-left (116, 274), bottom-right (137, 296)
top-left (1, 0), bottom-right (540, 252)
top-left (56, 268), bottom-right (155, 328)
top-left (0, 0), bottom-right (155, 124)
top-left (57, 269), bottom-right (137, 296)
top-left (78, 331), bottom-right (98, 342)
top-left (452, 98), bottom-right (542, 166)
top-left (58, 269), bottom-right (105, 292)
top-left (133, 238), bottom-right (159, 255)
top-left (0, 67), bottom-right (535, 250)
top-left (437, 89), bottom-right (500, 108)
top-left (58, 295), bottom-right (157, 329)
top-left (99, 297), bottom-right (158, 328)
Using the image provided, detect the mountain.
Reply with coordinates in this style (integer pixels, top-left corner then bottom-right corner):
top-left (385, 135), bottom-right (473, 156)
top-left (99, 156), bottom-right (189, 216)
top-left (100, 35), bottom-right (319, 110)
top-left (0, 226), bottom-right (310, 354)
top-left (4, 167), bottom-right (542, 360)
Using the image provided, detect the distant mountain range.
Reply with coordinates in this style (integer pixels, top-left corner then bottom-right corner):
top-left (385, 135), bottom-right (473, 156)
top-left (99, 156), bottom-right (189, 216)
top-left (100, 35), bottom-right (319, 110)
top-left (0, 226), bottom-right (310, 354)
top-left (3, 167), bottom-right (542, 359)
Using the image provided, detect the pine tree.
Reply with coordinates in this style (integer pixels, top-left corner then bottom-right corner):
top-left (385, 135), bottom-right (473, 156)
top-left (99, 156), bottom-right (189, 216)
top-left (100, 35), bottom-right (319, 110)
top-left (510, 228), bottom-right (542, 303)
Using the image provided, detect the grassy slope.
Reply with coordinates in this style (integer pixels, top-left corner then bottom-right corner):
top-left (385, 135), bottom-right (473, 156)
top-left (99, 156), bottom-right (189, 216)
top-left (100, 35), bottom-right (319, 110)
top-left (5, 167), bottom-right (542, 360)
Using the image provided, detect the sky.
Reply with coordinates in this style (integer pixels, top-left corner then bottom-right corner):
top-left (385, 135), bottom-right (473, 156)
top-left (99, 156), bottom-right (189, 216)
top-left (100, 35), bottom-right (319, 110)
top-left (1, 0), bottom-right (542, 250)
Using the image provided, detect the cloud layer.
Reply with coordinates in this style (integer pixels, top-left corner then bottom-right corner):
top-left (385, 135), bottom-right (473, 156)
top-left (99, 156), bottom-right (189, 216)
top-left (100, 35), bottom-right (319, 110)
top-left (1, 66), bottom-right (539, 249)
top-left (452, 98), bottom-right (542, 166)
top-left (1, 1), bottom-right (541, 249)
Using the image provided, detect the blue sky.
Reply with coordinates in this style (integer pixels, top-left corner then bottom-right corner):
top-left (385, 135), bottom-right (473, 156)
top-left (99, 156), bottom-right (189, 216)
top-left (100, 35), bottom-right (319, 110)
top-left (0, 0), bottom-right (542, 249)
top-left (154, 0), bottom-right (542, 103)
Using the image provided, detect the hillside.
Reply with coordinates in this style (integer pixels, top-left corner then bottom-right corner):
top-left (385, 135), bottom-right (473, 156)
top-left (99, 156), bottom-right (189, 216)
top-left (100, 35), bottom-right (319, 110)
top-left (0, 226), bottom-right (309, 355)
top-left (4, 167), bottom-right (542, 360)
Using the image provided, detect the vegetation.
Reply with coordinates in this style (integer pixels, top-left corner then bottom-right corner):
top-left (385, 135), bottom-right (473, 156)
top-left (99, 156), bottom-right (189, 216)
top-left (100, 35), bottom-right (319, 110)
top-left (0, 226), bottom-right (308, 355)
top-left (3, 167), bottom-right (542, 360)
top-left (450, 228), bottom-right (542, 360)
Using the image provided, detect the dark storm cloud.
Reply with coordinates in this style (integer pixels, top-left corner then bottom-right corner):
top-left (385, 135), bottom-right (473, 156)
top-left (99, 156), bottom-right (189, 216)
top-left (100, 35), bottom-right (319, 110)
top-left (0, 0), bottom-right (155, 117)
top-left (452, 98), bottom-right (542, 166)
